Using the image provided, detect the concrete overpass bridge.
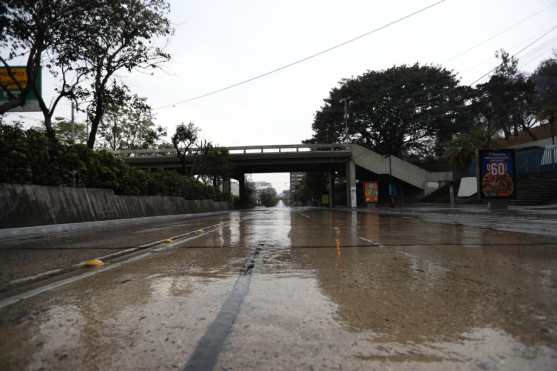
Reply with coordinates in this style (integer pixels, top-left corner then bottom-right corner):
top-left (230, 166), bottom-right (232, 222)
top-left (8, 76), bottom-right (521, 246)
top-left (113, 144), bottom-right (452, 207)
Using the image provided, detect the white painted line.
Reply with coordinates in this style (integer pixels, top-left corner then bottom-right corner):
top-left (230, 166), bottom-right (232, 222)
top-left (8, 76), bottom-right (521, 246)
top-left (73, 221), bottom-right (232, 268)
top-left (9, 269), bottom-right (63, 286)
top-left (0, 252), bottom-right (155, 310)
top-left (0, 222), bottom-right (232, 310)
top-left (74, 247), bottom-right (141, 268)
top-left (359, 236), bottom-right (384, 247)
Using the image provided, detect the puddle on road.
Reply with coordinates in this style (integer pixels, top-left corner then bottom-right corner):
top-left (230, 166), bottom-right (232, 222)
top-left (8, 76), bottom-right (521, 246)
top-left (0, 246), bottom-right (245, 371)
top-left (220, 268), bottom-right (557, 370)
top-left (217, 209), bottom-right (557, 370)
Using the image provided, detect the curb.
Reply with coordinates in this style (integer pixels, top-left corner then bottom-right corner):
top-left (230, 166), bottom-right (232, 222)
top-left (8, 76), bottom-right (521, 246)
top-left (329, 207), bottom-right (557, 238)
top-left (0, 210), bottom-right (231, 242)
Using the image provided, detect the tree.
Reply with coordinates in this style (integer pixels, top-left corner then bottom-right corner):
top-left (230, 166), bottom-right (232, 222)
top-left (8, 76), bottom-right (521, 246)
top-left (0, 0), bottom-right (172, 147)
top-left (475, 50), bottom-right (538, 142)
top-left (190, 140), bottom-right (231, 186)
top-left (98, 82), bottom-right (166, 150)
top-left (0, 0), bottom-right (92, 139)
top-left (531, 55), bottom-right (557, 144)
top-left (171, 123), bottom-right (232, 191)
top-left (172, 122), bottom-right (200, 174)
top-left (309, 64), bottom-right (471, 159)
top-left (443, 127), bottom-right (494, 168)
top-left (54, 119), bottom-right (88, 145)
top-left (259, 187), bottom-right (279, 207)
top-left (474, 50), bottom-right (538, 140)
top-left (81, 0), bottom-right (172, 148)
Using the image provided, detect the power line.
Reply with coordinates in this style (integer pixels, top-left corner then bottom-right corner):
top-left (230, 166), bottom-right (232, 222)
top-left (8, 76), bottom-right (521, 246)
top-left (445, 1), bottom-right (557, 63)
top-left (457, 30), bottom-right (557, 76)
top-left (519, 34), bottom-right (557, 60)
top-left (155, 0), bottom-right (449, 110)
top-left (519, 41), bottom-right (557, 69)
top-left (468, 24), bottom-right (557, 85)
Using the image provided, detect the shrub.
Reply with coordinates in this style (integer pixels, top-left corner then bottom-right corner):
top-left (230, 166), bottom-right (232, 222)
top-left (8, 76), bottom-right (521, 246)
top-left (0, 125), bottom-right (225, 200)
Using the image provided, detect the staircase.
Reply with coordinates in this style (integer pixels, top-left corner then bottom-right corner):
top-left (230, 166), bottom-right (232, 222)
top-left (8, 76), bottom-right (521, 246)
top-left (513, 174), bottom-right (557, 205)
top-left (350, 144), bottom-right (452, 191)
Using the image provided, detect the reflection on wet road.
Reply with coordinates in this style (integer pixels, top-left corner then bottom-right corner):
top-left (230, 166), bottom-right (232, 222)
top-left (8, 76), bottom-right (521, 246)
top-left (1, 209), bottom-right (557, 370)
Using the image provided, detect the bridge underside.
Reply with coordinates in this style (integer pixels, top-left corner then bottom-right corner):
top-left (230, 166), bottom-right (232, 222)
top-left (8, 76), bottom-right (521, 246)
top-left (125, 152), bottom-right (357, 206)
top-left (230, 157), bottom-right (349, 174)
top-left (118, 144), bottom-right (451, 208)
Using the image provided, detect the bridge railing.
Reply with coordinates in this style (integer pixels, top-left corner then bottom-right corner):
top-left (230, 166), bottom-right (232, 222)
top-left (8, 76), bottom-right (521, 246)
top-left (112, 144), bottom-right (352, 158)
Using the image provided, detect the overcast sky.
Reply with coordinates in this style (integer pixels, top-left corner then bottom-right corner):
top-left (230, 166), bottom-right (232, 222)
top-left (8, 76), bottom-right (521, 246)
top-left (6, 0), bottom-right (557, 191)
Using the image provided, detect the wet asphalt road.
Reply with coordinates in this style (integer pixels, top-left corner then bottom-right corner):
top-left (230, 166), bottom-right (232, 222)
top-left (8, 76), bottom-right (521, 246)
top-left (1, 208), bottom-right (557, 370)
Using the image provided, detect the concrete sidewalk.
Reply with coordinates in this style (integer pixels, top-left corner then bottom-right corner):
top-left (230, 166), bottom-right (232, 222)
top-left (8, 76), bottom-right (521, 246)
top-left (338, 204), bottom-right (557, 238)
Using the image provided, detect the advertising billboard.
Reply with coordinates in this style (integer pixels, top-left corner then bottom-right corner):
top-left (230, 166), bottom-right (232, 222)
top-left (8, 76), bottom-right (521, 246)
top-left (478, 149), bottom-right (516, 199)
top-left (0, 66), bottom-right (41, 112)
top-left (364, 181), bottom-right (379, 203)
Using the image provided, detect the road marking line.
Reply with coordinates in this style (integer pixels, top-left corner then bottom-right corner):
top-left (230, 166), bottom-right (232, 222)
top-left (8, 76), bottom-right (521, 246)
top-left (0, 223), bottom-right (231, 310)
top-left (8, 268), bottom-right (63, 286)
top-left (1, 215), bottom-right (258, 308)
top-left (359, 236), bottom-right (385, 247)
top-left (74, 247), bottom-right (142, 267)
top-left (72, 222), bottom-right (232, 268)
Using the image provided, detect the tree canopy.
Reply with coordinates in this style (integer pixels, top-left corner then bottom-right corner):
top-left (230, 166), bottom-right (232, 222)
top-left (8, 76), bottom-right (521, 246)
top-left (309, 54), bottom-right (557, 165)
top-left (171, 122), bottom-right (231, 181)
top-left (98, 83), bottom-right (166, 150)
top-left (259, 187), bottom-right (279, 207)
top-left (309, 64), bottom-right (471, 159)
top-left (474, 50), bottom-right (538, 141)
top-left (531, 55), bottom-right (557, 140)
top-left (0, 0), bottom-right (172, 148)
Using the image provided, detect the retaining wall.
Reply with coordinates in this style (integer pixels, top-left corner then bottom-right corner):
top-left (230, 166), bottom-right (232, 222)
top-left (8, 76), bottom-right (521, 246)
top-left (0, 183), bottom-right (230, 228)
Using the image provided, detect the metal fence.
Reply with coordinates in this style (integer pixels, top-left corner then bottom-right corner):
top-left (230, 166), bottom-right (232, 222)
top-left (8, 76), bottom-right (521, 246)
top-left (516, 145), bottom-right (557, 175)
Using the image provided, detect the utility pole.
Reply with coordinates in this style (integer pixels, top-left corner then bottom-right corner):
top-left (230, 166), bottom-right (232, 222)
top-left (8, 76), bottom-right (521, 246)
top-left (551, 115), bottom-right (555, 145)
top-left (71, 100), bottom-right (76, 143)
top-left (339, 97), bottom-right (353, 143)
top-left (389, 154), bottom-right (394, 208)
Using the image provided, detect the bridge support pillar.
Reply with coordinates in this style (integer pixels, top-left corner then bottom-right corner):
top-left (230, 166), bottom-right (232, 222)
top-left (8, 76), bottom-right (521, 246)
top-left (328, 172), bottom-right (334, 208)
top-left (238, 174), bottom-right (247, 207)
top-left (346, 160), bottom-right (357, 208)
top-left (223, 177), bottom-right (231, 197)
